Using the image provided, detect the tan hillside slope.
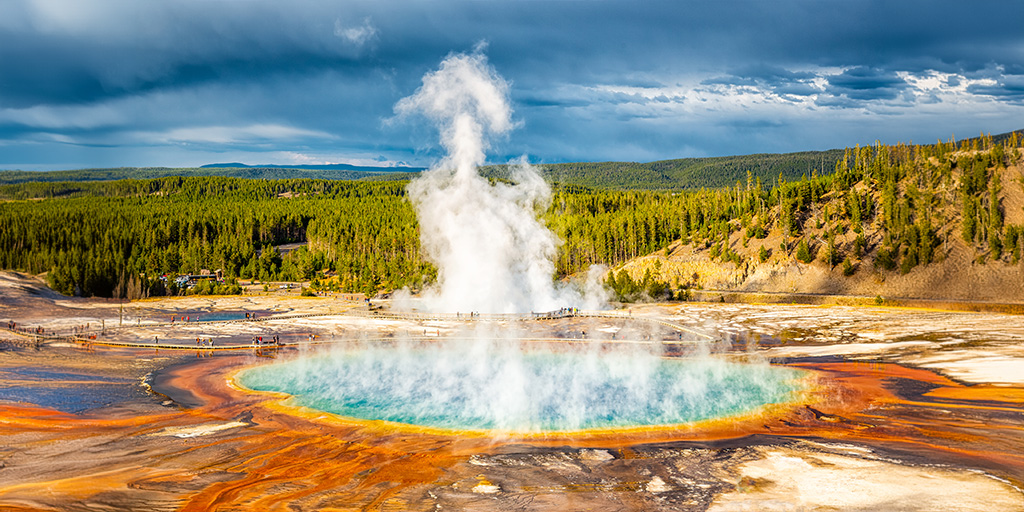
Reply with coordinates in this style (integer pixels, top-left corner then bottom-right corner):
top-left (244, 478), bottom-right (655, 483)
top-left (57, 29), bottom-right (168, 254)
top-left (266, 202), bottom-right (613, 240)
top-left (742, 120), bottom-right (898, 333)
top-left (612, 146), bottom-right (1024, 303)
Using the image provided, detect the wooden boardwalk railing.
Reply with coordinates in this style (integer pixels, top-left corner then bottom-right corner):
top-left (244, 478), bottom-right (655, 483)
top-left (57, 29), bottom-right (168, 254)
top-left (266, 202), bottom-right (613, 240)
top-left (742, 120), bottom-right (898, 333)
top-left (3, 306), bottom-right (714, 351)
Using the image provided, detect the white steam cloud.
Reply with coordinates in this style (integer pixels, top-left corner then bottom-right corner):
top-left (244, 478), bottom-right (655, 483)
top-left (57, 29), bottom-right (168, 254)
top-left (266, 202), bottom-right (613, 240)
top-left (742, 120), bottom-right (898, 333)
top-left (396, 51), bottom-right (602, 313)
top-left (237, 52), bottom-right (799, 436)
top-left (241, 332), bottom-right (803, 432)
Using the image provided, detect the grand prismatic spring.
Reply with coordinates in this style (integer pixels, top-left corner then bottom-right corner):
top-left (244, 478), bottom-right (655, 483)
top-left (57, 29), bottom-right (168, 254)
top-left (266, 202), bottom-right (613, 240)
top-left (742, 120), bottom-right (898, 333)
top-left (234, 51), bottom-right (806, 436)
top-left (234, 52), bottom-right (807, 437)
top-left (1, 52), bottom-right (1024, 511)
top-left (237, 342), bottom-right (806, 432)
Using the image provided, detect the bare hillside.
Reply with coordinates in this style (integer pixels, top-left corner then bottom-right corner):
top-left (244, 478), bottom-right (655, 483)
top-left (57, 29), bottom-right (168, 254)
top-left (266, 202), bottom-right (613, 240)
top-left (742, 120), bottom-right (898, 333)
top-left (613, 148), bottom-right (1024, 303)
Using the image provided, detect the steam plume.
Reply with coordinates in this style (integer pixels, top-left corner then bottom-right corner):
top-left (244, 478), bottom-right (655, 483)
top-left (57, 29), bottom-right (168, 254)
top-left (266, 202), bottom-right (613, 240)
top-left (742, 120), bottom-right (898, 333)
top-left (236, 52), bottom-right (801, 438)
top-left (396, 51), bottom-right (598, 313)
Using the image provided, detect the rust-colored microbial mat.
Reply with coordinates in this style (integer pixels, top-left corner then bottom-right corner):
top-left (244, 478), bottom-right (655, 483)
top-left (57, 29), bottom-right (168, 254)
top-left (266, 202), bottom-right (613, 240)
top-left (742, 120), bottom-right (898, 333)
top-left (2, 303), bottom-right (1024, 511)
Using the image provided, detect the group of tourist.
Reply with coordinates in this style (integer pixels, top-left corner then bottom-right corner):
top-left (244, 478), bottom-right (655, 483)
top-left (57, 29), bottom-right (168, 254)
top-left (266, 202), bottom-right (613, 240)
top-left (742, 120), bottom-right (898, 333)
top-left (4, 321), bottom-right (54, 337)
top-left (70, 324), bottom-right (93, 334)
top-left (529, 307), bottom-right (580, 319)
top-left (251, 335), bottom-right (281, 347)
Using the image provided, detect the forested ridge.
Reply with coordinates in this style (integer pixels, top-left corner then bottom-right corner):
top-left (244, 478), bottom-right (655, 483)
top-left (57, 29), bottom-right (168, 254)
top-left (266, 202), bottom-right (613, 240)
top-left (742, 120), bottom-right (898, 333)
top-left (601, 133), bottom-right (1024, 300)
top-left (0, 166), bottom-right (404, 185)
top-left (4, 130), bottom-right (1019, 191)
top-left (1, 132), bottom-right (1022, 300)
top-left (0, 178), bottom-right (428, 297)
top-left (2, 150), bottom-right (845, 191)
top-left (482, 150), bottom-right (848, 190)
top-left (2, 151), bottom-right (842, 191)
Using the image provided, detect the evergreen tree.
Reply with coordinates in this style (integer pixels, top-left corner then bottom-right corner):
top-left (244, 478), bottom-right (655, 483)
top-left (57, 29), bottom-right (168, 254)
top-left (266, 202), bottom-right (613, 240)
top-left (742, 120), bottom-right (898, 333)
top-left (842, 257), bottom-right (855, 276)
top-left (796, 238), bottom-right (813, 263)
top-left (962, 194), bottom-right (977, 243)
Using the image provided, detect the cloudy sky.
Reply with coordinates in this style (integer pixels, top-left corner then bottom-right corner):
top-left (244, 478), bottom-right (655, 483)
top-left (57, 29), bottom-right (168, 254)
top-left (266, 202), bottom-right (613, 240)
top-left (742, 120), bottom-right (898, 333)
top-left (2, 0), bottom-right (1024, 171)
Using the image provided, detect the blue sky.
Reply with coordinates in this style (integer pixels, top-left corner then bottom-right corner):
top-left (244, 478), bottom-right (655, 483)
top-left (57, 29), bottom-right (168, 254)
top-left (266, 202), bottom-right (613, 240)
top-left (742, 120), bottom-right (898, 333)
top-left (2, 0), bottom-right (1024, 171)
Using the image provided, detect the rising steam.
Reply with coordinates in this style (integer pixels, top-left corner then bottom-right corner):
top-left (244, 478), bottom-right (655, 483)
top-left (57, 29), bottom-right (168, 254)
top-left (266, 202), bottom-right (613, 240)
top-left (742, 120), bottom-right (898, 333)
top-left (395, 51), bottom-right (600, 313)
top-left (240, 334), bottom-right (804, 432)
top-left (236, 52), bottom-right (802, 434)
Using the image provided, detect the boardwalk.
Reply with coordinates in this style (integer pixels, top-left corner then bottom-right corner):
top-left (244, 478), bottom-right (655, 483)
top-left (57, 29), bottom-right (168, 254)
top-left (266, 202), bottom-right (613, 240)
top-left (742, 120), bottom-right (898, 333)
top-left (3, 307), bottom-right (714, 351)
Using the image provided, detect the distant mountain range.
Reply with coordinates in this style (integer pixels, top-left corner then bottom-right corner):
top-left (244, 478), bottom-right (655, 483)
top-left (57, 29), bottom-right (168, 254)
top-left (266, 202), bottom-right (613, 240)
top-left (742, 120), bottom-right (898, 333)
top-left (200, 162), bottom-right (424, 173)
top-left (2, 130), bottom-right (1019, 190)
top-left (0, 165), bottom-right (423, 186)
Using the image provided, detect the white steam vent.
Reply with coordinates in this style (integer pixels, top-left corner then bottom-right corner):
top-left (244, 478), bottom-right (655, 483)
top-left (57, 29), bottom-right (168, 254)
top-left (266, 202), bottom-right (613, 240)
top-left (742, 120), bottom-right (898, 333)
top-left (395, 50), bottom-right (603, 313)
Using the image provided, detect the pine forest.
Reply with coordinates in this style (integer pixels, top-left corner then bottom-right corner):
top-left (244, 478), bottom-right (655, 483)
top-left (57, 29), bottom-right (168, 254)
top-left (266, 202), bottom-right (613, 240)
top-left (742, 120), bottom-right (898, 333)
top-left (1, 133), bottom-right (1022, 301)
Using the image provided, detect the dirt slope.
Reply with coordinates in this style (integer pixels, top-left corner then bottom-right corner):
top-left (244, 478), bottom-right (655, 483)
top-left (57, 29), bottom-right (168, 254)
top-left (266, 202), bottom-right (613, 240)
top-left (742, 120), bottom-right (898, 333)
top-left (616, 163), bottom-right (1024, 303)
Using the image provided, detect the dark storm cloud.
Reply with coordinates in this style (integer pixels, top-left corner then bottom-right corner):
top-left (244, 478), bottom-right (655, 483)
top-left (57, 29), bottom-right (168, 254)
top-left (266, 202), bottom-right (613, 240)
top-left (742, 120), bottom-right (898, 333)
top-left (967, 75), bottom-right (1024, 103)
top-left (707, 65), bottom-right (818, 86)
top-left (2, 0), bottom-right (1024, 170)
top-left (0, 2), bottom-right (383, 108)
top-left (822, 67), bottom-right (909, 101)
top-left (515, 94), bottom-right (591, 109)
top-left (702, 64), bottom-right (820, 100)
